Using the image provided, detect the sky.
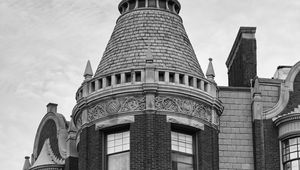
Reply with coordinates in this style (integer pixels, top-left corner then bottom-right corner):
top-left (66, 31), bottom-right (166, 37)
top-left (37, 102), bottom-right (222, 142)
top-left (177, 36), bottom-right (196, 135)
top-left (0, 0), bottom-right (299, 169)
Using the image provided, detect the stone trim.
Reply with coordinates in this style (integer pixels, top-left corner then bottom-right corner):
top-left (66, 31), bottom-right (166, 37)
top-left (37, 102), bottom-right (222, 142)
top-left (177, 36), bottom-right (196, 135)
top-left (33, 112), bottom-right (68, 163)
top-left (264, 61), bottom-right (300, 119)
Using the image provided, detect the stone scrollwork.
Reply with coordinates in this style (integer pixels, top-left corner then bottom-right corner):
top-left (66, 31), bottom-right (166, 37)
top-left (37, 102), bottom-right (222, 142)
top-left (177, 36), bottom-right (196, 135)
top-left (87, 96), bottom-right (146, 122)
top-left (155, 96), bottom-right (213, 123)
top-left (76, 115), bottom-right (82, 128)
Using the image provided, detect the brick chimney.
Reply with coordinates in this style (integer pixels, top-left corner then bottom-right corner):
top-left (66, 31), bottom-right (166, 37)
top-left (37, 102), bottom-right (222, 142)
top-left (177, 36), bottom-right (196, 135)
top-left (47, 103), bottom-right (58, 113)
top-left (226, 27), bottom-right (257, 87)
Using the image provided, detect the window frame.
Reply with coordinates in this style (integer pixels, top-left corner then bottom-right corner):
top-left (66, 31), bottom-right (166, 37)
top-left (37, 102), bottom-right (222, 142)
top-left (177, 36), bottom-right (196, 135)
top-left (104, 127), bottom-right (130, 170)
top-left (282, 136), bottom-right (300, 170)
top-left (171, 129), bottom-right (197, 170)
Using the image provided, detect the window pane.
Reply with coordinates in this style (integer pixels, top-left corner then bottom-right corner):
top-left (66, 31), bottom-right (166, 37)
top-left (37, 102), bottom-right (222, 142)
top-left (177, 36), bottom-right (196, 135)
top-left (177, 163), bottom-right (193, 170)
top-left (172, 153), bottom-right (193, 170)
top-left (108, 152), bottom-right (130, 170)
top-left (171, 132), bottom-right (193, 154)
top-left (292, 160), bottom-right (299, 170)
top-left (107, 131), bottom-right (130, 154)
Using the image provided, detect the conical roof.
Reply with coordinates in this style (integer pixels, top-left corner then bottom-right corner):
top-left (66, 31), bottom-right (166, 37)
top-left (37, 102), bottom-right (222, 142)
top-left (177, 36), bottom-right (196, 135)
top-left (95, 0), bottom-right (204, 77)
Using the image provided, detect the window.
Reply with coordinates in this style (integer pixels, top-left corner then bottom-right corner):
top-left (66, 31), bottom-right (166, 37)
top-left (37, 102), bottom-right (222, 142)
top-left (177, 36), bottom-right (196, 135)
top-left (148, 0), bottom-right (156, 7)
top-left (159, 0), bottom-right (167, 9)
top-left (138, 0), bottom-right (146, 8)
top-left (196, 79), bottom-right (201, 89)
top-left (106, 76), bottom-right (112, 87)
top-left (282, 137), bottom-right (300, 170)
top-left (91, 81), bottom-right (95, 92)
top-left (115, 74), bottom-right (121, 85)
top-left (98, 79), bottom-right (103, 89)
top-left (171, 132), bottom-right (194, 170)
top-left (159, 71), bottom-right (165, 81)
top-left (179, 74), bottom-right (185, 84)
top-left (135, 71), bottom-right (141, 82)
top-left (128, 0), bottom-right (136, 10)
top-left (125, 72), bottom-right (132, 83)
top-left (188, 76), bottom-right (193, 87)
top-left (107, 131), bottom-right (130, 170)
top-left (169, 72), bottom-right (175, 83)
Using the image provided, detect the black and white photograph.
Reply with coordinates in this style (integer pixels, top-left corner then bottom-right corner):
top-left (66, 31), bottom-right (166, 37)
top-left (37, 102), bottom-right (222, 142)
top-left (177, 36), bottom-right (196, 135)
top-left (0, 0), bottom-right (299, 170)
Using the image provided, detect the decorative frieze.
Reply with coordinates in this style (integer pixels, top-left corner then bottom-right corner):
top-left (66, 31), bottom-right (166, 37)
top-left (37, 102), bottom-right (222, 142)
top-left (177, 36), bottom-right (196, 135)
top-left (155, 96), bottom-right (213, 123)
top-left (76, 95), bottom-right (219, 127)
top-left (87, 96), bottom-right (146, 122)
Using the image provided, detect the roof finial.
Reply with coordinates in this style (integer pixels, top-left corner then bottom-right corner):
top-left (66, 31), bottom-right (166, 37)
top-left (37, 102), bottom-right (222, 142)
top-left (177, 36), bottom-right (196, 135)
top-left (206, 58), bottom-right (215, 81)
top-left (22, 156), bottom-right (31, 170)
top-left (84, 60), bottom-right (93, 79)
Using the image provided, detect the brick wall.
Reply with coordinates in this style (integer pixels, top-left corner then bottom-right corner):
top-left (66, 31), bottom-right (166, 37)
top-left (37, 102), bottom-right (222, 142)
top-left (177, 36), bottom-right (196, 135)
top-left (253, 119), bottom-right (280, 170)
top-left (199, 125), bottom-right (219, 170)
top-left (219, 87), bottom-right (254, 170)
top-left (78, 113), bottom-right (219, 170)
top-left (228, 39), bottom-right (257, 87)
top-left (78, 125), bottom-right (103, 170)
top-left (130, 114), bottom-right (172, 170)
top-left (64, 157), bottom-right (78, 170)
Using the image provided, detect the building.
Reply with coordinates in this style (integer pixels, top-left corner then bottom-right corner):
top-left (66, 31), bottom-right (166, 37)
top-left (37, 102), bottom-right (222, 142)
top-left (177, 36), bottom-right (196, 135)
top-left (22, 0), bottom-right (300, 170)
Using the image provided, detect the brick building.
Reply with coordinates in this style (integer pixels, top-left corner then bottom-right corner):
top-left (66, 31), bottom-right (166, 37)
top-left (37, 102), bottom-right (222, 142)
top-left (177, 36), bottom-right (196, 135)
top-left (22, 0), bottom-right (300, 170)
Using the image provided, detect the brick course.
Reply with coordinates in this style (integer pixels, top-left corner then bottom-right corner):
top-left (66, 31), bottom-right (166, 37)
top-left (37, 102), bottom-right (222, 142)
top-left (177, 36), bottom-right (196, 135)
top-left (130, 114), bottom-right (172, 170)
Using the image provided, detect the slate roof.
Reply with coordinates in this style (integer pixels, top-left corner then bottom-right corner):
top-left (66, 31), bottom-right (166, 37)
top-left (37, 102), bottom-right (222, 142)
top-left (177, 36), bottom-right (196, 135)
top-left (95, 9), bottom-right (204, 77)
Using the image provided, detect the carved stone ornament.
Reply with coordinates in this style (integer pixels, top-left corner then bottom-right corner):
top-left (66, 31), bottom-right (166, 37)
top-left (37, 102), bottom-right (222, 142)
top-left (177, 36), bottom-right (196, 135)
top-left (155, 96), bottom-right (213, 122)
top-left (76, 115), bottom-right (82, 128)
top-left (87, 96), bottom-right (146, 122)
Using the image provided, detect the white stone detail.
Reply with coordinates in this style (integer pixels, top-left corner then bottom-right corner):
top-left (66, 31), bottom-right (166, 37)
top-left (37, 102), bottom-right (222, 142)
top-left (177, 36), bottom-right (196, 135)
top-left (166, 115), bottom-right (204, 130)
top-left (31, 139), bottom-right (64, 169)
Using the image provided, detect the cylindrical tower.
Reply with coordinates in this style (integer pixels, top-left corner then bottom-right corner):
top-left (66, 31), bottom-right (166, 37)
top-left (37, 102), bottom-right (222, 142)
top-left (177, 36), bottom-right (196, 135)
top-left (72, 0), bottom-right (223, 169)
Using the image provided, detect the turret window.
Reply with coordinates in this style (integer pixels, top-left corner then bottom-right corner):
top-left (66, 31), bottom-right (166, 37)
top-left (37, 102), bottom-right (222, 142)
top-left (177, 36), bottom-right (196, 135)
top-left (188, 76), bottom-right (193, 87)
top-left (106, 76), bottom-right (112, 87)
top-left (171, 131), bottom-right (194, 170)
top-left (196, 79), bottom-right (201, 89)
top-left (138, 0), bottom-right (146, 7)
top-left (125, 72), bottom-right (132, 83)
top-left (148, 0), bottom-right (157, 7)
top-left (98, 79), bottom-right (103, 89)
top-left (179, 74), bottom-right (185, 84)
top-left (106, 131), bottom-right (130, 170)
top-left (159, 0), bottom-right (167, 9)
top-left (169, 72), bottom-right (175, 83)
top-left (159, 71), bottom-right (165, 81)
top-left (135, 71), bottom-right (141, 82)
top-left (128, 0), bottom-right (136, 10)
top-left (115, 74), bottom-right (121, 84)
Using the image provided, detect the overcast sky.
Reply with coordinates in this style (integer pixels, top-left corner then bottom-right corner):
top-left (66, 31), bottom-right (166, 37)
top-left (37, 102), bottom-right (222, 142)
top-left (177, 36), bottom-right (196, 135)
top-left (0, 0), bottom-right (299, 169)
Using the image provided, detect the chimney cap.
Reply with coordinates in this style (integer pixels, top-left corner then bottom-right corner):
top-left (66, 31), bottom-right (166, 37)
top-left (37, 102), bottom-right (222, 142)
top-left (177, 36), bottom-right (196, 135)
top-left (46, 103), bottom-right (58, 113)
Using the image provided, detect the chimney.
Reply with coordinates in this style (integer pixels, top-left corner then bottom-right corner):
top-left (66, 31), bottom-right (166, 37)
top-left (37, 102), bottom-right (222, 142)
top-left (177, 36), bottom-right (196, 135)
top-left (226, 27), bottom-right (257, 87)
top-left (47, 103), bottom-right (58, 113)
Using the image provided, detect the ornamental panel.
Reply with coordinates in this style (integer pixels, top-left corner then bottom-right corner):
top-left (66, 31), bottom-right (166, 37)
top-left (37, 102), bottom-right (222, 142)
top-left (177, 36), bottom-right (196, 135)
top-left (155, 96), bottom-right (212, 122)
top-left (87, 96), bottom-right (146, 122)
